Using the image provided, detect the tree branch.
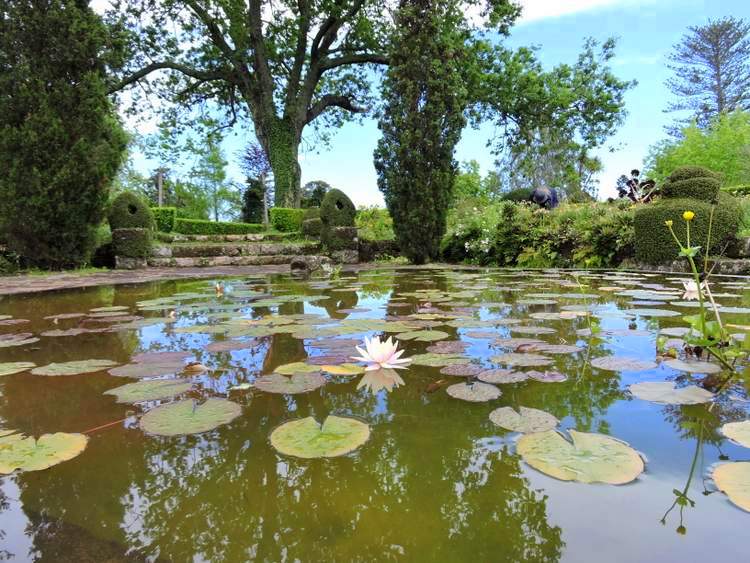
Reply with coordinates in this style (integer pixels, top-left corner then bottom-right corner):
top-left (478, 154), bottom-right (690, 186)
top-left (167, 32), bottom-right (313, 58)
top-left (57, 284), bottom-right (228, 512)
top-left (108, 62), bottom-right (230, 94)
top-left (320, 52), bottom-right (389, 72)
top-left (306, 94), bottom-right (366, 124)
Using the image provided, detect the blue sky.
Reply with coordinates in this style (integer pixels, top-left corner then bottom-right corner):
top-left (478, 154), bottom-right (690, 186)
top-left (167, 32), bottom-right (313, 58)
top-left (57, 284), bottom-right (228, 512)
top-left (113, 0), bottom-right (750, 206)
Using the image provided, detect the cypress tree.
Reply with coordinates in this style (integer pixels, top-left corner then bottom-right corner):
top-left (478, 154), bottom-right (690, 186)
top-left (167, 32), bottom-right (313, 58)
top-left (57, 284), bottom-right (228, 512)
top-left (0, 0), bottom-right (127, 268)
top-left (374, 0), bottom-right (468, 264)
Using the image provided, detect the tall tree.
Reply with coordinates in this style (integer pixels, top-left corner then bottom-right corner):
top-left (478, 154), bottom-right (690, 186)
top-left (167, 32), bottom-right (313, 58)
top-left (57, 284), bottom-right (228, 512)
top-left (301, 180), bottom-right (331, 207)
top-left (666, 17), bottom-right (750, 129)
top-left (375, 0), bottom-right (480, 264)
top-left (0, 0), bottom-right (127, 268)
top-left (241, 142), bottom-right (273, 225)
top-left (188, 135), bottom-right (240, 221)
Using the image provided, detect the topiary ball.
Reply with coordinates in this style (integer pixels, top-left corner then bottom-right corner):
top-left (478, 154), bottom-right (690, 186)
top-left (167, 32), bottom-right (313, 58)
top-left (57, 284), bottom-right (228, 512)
top-left (660, 166), bottom-right (722, 202)
top-left (320, 189), bottom-right (356, 228)
top-left (108, 192), bottom-right (154, 230)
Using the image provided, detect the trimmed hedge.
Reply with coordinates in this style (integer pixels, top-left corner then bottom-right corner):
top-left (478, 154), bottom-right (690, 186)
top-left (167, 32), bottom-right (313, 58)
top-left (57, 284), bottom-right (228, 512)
top-left (270, 208), bottom-right (304, 232)
top-left (302, 217), bottom-right (323, 237)
top-left (326, 226), bottom-right (358, 251)
top-left (174, 218), bottom-right (264, 235)
top-left (723, 184), bottom-right (750, 196)
top-left (109, 192), bottom-right (153, 230)
top-left (112, 228), bottom-right (152, 258)
top-left (634, 193), bottom-right (742, 264)
top-left (304, 207), bottom-right (321, 219)
top-left (661, 176), bottom-right (721, 201)
top-left (321, 189), bottom-right (356, 228)
top-left (151, 207), bottom-right (177, 232)
top-left (666, 165), bottom-right (722, 183)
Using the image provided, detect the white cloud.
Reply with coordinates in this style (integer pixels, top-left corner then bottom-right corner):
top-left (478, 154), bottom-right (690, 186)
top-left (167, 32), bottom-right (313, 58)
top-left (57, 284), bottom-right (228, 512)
top-left (516, 0), bottom-right (654, 23)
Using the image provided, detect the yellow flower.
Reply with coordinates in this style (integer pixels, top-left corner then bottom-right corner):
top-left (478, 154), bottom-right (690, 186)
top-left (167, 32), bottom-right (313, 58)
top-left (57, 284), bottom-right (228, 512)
top-left (683, 210), bottom-right (695, 221)
top-left (665, 220), bottom-right (673, 227)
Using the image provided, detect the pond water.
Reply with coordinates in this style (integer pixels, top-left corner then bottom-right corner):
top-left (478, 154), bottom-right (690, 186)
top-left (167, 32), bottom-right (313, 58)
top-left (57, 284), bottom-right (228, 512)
top-left (0, 267), bottom-right (749, 562)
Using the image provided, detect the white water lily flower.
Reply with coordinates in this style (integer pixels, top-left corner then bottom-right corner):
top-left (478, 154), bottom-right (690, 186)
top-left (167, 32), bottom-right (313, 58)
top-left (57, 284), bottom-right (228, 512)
top-left (682, 280), bottom-right (708, 301)
top-left (356, 368), bottom-right (405, 393)
top-left (351, 336), bottom-right (411, 371)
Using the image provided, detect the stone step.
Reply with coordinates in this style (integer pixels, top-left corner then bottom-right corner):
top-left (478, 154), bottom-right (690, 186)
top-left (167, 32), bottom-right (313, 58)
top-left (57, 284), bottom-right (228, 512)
top-left (147, 254), bottom-right (329, 268)
top-left (156, 232), bottom-right (293, 243)
top-left (152, 241), bottom-right (320, 259)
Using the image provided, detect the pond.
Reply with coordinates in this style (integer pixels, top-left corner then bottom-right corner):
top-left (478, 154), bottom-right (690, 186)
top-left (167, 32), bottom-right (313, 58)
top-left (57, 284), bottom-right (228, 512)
top-left (0, 267), bottom-right (749, 562)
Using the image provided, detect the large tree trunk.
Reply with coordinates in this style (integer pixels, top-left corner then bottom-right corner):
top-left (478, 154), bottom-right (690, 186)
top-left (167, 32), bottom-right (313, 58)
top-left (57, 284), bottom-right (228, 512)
top-left (257, 116), bottom-right (302, 208)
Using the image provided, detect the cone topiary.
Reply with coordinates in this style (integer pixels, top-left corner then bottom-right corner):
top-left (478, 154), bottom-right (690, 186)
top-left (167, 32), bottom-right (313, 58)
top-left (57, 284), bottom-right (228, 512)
top-left (108, 192), bottom-right (154, 230)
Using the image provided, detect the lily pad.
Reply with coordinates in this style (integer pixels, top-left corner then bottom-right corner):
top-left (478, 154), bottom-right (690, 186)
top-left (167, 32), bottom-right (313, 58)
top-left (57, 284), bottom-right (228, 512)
top-left (590, 356), bottom-right (657, 372)
top-left (396, 330), bottom-right (450, 342)
top-left (205, 339), bottom-right (257, 353)
top-left (139, 398), bottom-right (241, 436)
top-left (629, 381), bottom-right (714, 404)
top-left (527, 370), bottom-right (568, 383)
top-left (269, 415), bottom-right (370, 459)
top-left (426, 341), bottom-right (469, 354)
top-left (275, 362), bottom-right (322, 376)
top-left (409, 353), bottom-right (467, 367)
top-left (319, 363), bottom-right (365, 376)
top-left (521, 343), bottom-right (583, 355)
top-left (0, 333), bottom-right (39, 348)
top-left (713, 462), bottom-right (750, 512)
top-left (31, 359), bottom-right (118, 376)
top-left (489, 406), bottom-right (559, 433)
top-left (0, 432), bottom-right (88, 474)
top-left (720, 420), bottom-right (750, 448)
top-left (0, 362), bottom-right (36, 376)
top-left (439, 364), bottom-right (485, 376)
top-left (516, 429), bottom-right (644, 484)
top-left (104, 379), bottom-right (193, 403)
top-left (491, 353), bottom-right (553, 367)
top-left (446, 382), bottom-right (501, 402)
top-left (478, 369), bottom-right (528, 384)
top-left (492, 337), bottom-right (544, 349)
top-left (254, 373), bottom-right (327, 394)
top-left (109, 361), bottom-right (185, 378)
top-left (510, 326), bottom-right (557, 335)
top-left (664, 359), bottom-right (722, 374)
top-left (626, 308), bottom-right (681, 317)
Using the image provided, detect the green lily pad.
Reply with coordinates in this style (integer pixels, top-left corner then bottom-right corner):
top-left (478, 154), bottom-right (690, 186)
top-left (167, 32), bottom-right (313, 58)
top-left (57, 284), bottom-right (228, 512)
top-left (0, 432), bottom-right (88, 474)
top-left (269, 415), bottom-right (370, 459)
top-left (664, 359), bottom-right (722, 374)
top-left (0, 362), bottom-right (36, 376)
top-left (275, 362), bottom-right (322, 376)
top-left (409, 353), bottom-right (467, 367)
top-left (527, 370), bottom-right (567, 383)
top-left (492, 337), bottom-right (544, 349)
top-left (104, 379), bottom-right (193, 403)
top-left (489, 406), bottom-right (559, 433)
top-left (254, 373), bottom-right (327, 394)
top-left (90, 305), bottom-right (129, 313)
top-left (590, 356), bottom-right (657, 372)
top-left (439, 364), bottom-right (485, 376)
top-left (395, 330), bottom-right (450, 342)
top-left (629, 381), bottom-right (714, 404)
top-left (491, 353), bottom-right (553, 367)
top-left (140, 398), bottom-right (242, 436)
top-left (108, 361), bottom-right (184, 378)
top-left (521, 343), bottom-right (583, 354)
top-left (478, 369), bottom-right (528, 384)
top-left (319, 363), bottom-right (365, 376)
top-left (446, 382), bottom-right (501, 402)
top-left (626, 308), bottom-right (681, 317)
top-left (713, 462), bottom-right (750, 512)
top-left (0, 333), bottom-right (39, 348)
top-left (426, 341), bottom-right (469, 354)
top-left (720, 420), bottom-right (750, 448)
top-left (510, 326), bottom-right (557, 335)
top-left (516, 429), bottom-right (644, 485)
top-left (31, 359), bottom-right (118, 376)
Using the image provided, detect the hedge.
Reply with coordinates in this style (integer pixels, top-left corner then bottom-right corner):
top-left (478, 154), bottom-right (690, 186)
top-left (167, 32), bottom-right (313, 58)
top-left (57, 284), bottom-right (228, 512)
top-left (112, 228), bottom-right (152, 258)
top-left (174, 218), bottom-right (264, 235)
top-left (302, 217), bottom-right (323, 237)
top-left (723, 185), bottom-right (750, 196)
top-left (270, 208), bottom-right (304, 232)
top-left (633, 193), bottom-right (742, 264)
top-left (108, 192), bottom-right (153, 230)
top-left (666, 165), bottom-right (722, 183)
top-left (661, 176), bottom-right (721, 202)
top-left (151, 207), bottom-right (177, 232)
top-left (321, 189), bottom-right (356, 228)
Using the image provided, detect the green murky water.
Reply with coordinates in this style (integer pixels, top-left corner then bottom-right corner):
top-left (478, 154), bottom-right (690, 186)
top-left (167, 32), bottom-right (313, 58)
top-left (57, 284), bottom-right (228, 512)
top-left (0, 267), bottom-right (749, 562)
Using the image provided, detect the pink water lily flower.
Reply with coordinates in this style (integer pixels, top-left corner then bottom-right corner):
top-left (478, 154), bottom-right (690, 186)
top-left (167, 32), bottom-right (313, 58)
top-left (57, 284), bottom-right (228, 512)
top-left (351, 336), bottom-right (411, 371)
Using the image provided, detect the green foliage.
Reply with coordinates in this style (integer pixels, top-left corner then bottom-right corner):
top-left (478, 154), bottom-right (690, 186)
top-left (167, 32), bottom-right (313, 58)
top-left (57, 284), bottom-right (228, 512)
top-left (270, 208), bottom-right (304, 233)
top-left (355, 207), bottom-right (394, 241)
top-left (151, 207), bottom-right (177, 233)
top-left (187, 132), bottom-right (241, 221)
top-left (302, 218), bottom-right (323, 237)
top-left (442, 200), bottom-right (635, 268)
top-left (0, 1), bottom-right (127, 268)
top-left (375, 0), bottom-right (469, 264)
top-left (452, 160), bottom-right (502, 203)
top-left (723, 185), bottom-right (750, 196)
top-left (739, 197), bottom-right (750, 235)
top-left (112, 228), bottom-right (153, 259)
top-left (500, 188), bottom-right (533, 202)
top-left (320, 189), bottom-right (356, 228)
top-left (241, 178), bottom-right (265, 224)
top-left (301, 181), bottom-right (331, 208)
top-left (173, 218), bottom-right (264, 235)
top-left (646, 111), bottom-right (750, 184)
top-left (634, 194), bottom-right (742, 264)
top-left (108, 192), bottom-right (154, 230)
top-left (660, 166), bottom-right (721, 201)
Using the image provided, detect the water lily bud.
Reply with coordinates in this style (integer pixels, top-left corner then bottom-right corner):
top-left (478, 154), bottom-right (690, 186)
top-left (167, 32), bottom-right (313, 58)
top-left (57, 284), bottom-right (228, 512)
top-left (665, 220), bottom-right (673, 227)
top-left (682, 210), bottom-right (695, 221)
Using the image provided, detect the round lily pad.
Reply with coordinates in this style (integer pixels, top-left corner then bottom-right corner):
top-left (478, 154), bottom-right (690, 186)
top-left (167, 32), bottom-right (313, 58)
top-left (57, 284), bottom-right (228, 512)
top-left (396, 330), bottom-right (450, 342)
top-left (275, 362), bottom-right (322, 376)
top-left (489, 406), bottom-right (559, 433)
top-left (109, 361), bottom-right (184, 378)
top-left (409, 353), bottom-right (467, 367)
top-left (493, 337), bottom-right (544, 349)
top-left (660, 327), bottom-right (690, 337)
top-left (269, 415), bottom-right (370, 459)
top-left (713, 462), bottom-right (750, 512)
top-left (446, 382), bottom-right (501, 402)
top-left (522, 343), bottom-right (583, 355)
top-left (516, 429), bottom-right (644, 485)
top-left (0, 362), bottom-right (36, 376)
top-left (720, 420), bottom-right (750, 448)
top-left (527, 370), bottom-right (568, 383)
top-left (31, 359), bottom-right (118, 376)
top-left (478, 369), bottom-right (528, 384)
top-left (629, 381), bottom-right (714, 404)
top-left (664, 359), bottom-right (721, 374)
top-left (319, 363), bottom-right (365, 376)
top-left (590, 356), bottom-right (657, 372)
top-left (40, 328), bottom-right (91, 337)
top-left (205, 339), bottom-right (257, 353)
top-left (104, 379), bottom-right (193, 403)
top-left (0, 432), bottom-right (88, 474)
top-left (0, 333), bottom-right (39, 348)
top-left (626, 308), bottom-right (680, 317)
top-left (510, 326), bottom-right (557, 335)
top-left (426, 341), bottom-right (468, 354)
top-left (254, 373), bottom-right (327, 394)
top-left (140, 398), bottom-right (241, 436)
top-left (464, 331), bottom-right (498, 339)
top-left (491, 353), bottom-right (553, 367)
top-left (439, 364), bottom-right (485, 376)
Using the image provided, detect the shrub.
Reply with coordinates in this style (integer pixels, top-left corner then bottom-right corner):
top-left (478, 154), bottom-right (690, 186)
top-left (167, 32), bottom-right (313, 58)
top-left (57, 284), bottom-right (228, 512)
top-left (355, 206), bottom-right (394, 240)
top-left (320, 189), bottom-right (356, 228)
top-left (660, 166), bottom-right (721, 201)
top-left (151, 207), bottom-right (177, 232)
top-left (109, 192), bottom-right (154, 230)
top-left (173, 218), bottom-right (265, 235)
top-left (326, 226), bottom-right (358, 251)
top-left (723, 185), bottom-right (750, 196)
top-left (302, 218), bottom-right (323, 237)
top-left (634, 193), bottom-right (742, 264)
top-left (241, 178), bottom-right (265, 223)
top-left (270, 208), bottom-right (304, 232)
top-left (499, 188), bottom-right (533, 202)
top-left (112, 228), bottom-right (152, 258)
top-left (304, 207), bottom-right (320, 219)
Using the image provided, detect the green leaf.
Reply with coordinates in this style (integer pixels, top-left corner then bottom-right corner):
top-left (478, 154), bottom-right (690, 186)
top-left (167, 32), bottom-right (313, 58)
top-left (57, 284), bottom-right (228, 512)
top-left (269, 416), bottom-right (370, 459)
top-left (0, 432), bottom-right (88, 474)
top-left (140, 399), bottom-right (242, 436)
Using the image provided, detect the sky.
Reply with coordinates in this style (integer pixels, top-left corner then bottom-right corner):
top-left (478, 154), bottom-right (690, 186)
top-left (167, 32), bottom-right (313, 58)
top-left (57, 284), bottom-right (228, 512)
top-left (105, 0), bottom-right (750, 206)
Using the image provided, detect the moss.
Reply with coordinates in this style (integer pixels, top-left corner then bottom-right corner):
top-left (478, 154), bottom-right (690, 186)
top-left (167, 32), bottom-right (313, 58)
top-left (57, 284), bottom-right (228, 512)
top-left (151, 207), bottom-right (177, 232)
top-left (108, 192), bottom-right (154, 230)
top-left (270, 208), bottom-right (304, 232)
top-left (302, 217), bottom-right (323, 237)
top-left (112, 228), bottom-right (153, 259)
top-left (634, 193), bottom-right (742, 264)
